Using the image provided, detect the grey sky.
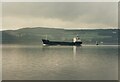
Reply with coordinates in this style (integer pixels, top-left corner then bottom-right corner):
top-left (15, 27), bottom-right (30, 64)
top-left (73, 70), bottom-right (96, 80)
top-left (2, 2), bottom-right (118, 30)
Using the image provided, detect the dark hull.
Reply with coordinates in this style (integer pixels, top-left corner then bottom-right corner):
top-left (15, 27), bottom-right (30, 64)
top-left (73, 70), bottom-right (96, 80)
top-left (42, 39), bottom-right (82, 46)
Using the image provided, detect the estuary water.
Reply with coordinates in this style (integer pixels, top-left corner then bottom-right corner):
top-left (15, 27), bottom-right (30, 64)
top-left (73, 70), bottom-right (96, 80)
top-left (2, 45), bottom-right (118, 80)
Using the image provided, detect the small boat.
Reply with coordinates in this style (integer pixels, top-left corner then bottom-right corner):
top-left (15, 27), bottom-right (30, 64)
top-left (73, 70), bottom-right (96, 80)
top-left (42, 36), bottom-right (82, 46)
top-left (96, 41), bottom-right (99, 45)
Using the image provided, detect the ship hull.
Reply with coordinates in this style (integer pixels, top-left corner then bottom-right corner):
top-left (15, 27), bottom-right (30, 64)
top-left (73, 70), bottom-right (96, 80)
top-left (42, 39), bottom-right (82, 46)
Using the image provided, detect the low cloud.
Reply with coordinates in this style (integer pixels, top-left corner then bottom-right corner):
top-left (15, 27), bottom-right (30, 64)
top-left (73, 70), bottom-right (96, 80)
top-left (2, 2), bottom-right (118, 29)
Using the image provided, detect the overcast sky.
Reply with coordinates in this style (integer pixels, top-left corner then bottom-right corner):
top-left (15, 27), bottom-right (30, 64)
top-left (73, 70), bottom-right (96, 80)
top-left (2, 2), bottom-right (118, 30)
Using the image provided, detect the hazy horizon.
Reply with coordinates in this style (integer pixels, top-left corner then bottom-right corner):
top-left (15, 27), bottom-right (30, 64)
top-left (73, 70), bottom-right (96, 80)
top-left (1, 26), bottom-right (119, 31)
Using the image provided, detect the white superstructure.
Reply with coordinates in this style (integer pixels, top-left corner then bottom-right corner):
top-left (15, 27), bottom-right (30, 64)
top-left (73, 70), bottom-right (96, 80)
top-left (73, 36), bottom-right (81, 42)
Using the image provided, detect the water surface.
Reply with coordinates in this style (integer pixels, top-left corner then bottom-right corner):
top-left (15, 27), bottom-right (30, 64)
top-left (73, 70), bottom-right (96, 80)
top-left (2, 45), bottom-right (118, 80)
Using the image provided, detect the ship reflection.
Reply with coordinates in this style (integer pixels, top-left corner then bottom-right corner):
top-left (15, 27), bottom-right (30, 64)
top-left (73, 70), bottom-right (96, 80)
top-left (73, 46), bottom-right (76, 58)
top-left (73, 46), bottom-right (82, 60)
top-left (42, 45), bottom-right (81, 60)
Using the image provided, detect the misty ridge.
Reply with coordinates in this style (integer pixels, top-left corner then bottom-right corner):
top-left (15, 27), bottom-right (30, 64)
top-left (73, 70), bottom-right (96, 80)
top-left (1, 27), bottom-right (119, 45)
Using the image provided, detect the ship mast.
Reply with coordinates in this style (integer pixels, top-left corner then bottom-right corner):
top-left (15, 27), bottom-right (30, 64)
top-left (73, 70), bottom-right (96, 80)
top-left (45, 35), bottom-right (48, 40)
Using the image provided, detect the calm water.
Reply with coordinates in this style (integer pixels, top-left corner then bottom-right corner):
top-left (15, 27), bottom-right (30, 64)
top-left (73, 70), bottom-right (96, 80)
top-left (2, 45), bottom-right (118, 80)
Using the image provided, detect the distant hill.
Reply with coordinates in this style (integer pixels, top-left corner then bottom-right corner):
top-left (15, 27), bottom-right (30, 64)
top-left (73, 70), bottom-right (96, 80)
top-left (1, 27), bottom-right (119, 45)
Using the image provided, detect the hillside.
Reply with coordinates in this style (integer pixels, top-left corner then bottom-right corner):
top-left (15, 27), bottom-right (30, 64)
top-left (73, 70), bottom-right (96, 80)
top-left (1, 27), bottom-right (119, 45)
